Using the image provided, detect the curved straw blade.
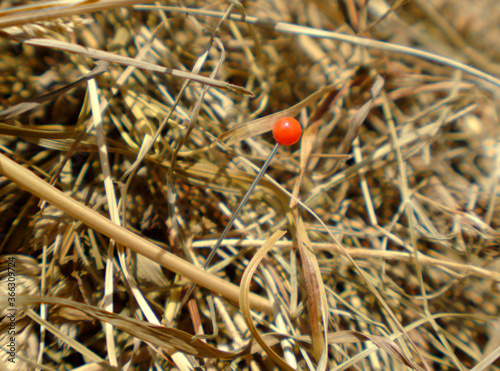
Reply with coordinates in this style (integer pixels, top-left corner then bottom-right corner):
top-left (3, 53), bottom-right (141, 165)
top-left (219, 84), bottom-right (338, 146)
top-left (23, 38), bottom-right (254, 96)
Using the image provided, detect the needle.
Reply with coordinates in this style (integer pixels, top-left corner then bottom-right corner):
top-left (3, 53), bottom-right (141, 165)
top-left (180, 117), bottom-right (302, 307)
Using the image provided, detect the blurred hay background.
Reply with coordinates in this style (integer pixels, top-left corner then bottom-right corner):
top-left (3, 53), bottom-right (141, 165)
top-left (0, 0), bottom-right (500, 370)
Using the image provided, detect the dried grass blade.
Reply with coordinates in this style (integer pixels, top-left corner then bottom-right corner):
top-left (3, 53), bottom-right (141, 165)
top-left (89, 76), bottom-right (163, 335)
top-left (307, 103), bottom-right (476, 203)
top-left (88, 75), bottom-right (118, 366)
top-left (469, 345), bottom-right (500, 371)
top-left (257, 330), bottom-right (425, 370)
top-left (174, 160), bottom-right (285, 201)
top-left (142, 6), bottom-right (500, 88)
top-left (166, 35), bottom-right (226, 184)
top-left (17, 306), bottom-right (116, 371)
top-left (219, 84), bottom-right (338, 146)
top-left (1, 295), bottom-right (253, 359)
top-left (295, 216), bottom-right (328, 367)
top-left (23, 38), bottom-right (253, 95)
top-left (325, 331), bottom-right (426, 371)
top-left (290, 84), bottom-right (349, 208)
top-left (0, 122), bottom-right (76, 139)
top-left (0, 62), bottom-right (109, 120)
top-left (239, 229), bottom-right (295, 370)
top-left (0, 0), bottom-right (156, 30)
top-left (327, 75), bottom-right (385, 176)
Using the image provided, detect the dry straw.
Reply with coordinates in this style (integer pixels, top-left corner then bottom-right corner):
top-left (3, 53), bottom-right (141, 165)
top-left (0, 0), bottom-right (499, 370)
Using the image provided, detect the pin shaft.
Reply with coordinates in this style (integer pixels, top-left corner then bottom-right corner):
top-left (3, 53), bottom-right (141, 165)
top-left (181, 143), bottom-right (280, 305)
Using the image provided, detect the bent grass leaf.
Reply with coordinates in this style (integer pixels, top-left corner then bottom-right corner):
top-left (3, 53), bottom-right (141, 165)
top-left (295, 216), bottom-right (328, 368)
top-left (1, 295), bottom-right (252, 359)
top-left (239, 229), bottom-right (295, 371)
top-left (325, 331), bottom-right (426, 371)
top-left (253, 331), bottom-right (426, 371)
top-left (219, 84), bottom-right (339, 146)
top-left (24, 38), bottom-right (253, 96)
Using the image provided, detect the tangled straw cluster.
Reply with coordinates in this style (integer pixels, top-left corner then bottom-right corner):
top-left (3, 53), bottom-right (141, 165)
top-left (0, 0), bottom-right (500, 370)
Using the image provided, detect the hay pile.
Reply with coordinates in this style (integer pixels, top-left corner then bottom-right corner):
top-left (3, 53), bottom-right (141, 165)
top-left (0, 0), bottom-right (499, 369)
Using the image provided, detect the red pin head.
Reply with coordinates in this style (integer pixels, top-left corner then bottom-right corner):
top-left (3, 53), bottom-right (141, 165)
top-left (272, 117), bottom-right (302, 146)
